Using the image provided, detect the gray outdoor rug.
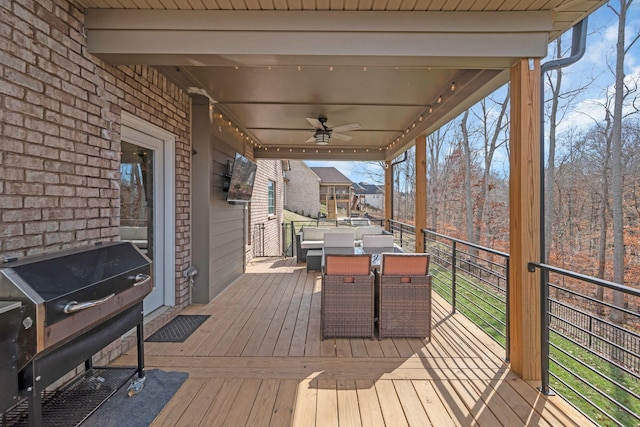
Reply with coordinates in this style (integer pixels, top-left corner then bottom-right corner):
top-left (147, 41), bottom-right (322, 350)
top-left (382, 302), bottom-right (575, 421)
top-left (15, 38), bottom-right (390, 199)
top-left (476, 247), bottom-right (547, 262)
top-left (81, 369), bottom-right (188, 427)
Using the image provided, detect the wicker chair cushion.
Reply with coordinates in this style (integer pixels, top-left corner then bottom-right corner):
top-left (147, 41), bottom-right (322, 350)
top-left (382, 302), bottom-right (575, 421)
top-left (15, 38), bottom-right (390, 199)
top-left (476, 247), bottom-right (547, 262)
top-left (325, 254), bottom-right (371, 275)
top-left (382, 253), bottom-right (430, 275)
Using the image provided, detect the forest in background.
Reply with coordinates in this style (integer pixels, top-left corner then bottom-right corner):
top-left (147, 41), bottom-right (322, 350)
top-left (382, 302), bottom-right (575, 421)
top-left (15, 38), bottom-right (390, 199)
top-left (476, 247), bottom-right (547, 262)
top-left (358, 1), bottom-right (639, 294)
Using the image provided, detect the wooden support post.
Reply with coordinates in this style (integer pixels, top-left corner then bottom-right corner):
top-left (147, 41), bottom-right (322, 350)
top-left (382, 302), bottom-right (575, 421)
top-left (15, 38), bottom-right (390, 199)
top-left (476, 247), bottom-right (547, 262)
top-left (509, 58), bottom-right (541, 380)
top-left (384, 160), bottom-right (392, 231)
top-left (415, 136), bottom-right (427, 253)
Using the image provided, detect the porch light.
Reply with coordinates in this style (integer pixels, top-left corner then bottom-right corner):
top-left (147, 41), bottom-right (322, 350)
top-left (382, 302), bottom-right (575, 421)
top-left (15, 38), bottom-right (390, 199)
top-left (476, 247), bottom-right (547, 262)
top-left (315, 131), bottom-right (330, 145)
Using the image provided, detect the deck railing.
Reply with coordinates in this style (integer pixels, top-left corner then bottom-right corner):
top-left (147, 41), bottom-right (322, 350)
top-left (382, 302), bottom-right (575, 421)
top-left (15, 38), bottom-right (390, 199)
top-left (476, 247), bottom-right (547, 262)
top-left (528, 262), bottom-right (640, 427)
top-left (422, 228), bottom-right (510, 356)
top-left (387, 220), bottom-right (510, 354)
top-left (388, 220), bottom-right (416, 251)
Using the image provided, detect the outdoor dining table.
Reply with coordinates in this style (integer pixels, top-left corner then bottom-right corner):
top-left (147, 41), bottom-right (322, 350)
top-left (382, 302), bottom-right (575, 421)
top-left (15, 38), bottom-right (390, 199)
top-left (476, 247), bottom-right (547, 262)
top-left (322, 245), bottom-right (404, 270)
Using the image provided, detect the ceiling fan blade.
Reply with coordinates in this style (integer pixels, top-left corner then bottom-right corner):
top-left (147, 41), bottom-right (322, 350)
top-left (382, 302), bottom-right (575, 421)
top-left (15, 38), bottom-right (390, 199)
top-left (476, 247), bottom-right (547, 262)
top-left (332, 132), bottom-right (353, 141)
top-left (330, 123), bottom-right (361, 133)
top-left (306, 118), bottom-right (324, 129)
top-left (305, 135), bottom-right (317, 143)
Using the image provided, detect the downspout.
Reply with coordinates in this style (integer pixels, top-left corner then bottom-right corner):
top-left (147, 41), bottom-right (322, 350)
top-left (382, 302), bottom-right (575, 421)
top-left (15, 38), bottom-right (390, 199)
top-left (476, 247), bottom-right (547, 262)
top-left (538, 18), bottom-right (588, 395)
top-left (390, 152), bottom-right (408, 222)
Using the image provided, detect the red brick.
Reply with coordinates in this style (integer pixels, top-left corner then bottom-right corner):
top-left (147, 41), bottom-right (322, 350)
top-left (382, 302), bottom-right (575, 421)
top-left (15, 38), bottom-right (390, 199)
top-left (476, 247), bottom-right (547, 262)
top-left (5, 235), bottom-right (43, 250)
top-left (25, 170), bottom-right (59, 183)
top-left (0, 195), bottom-right (24, 209)
top-left (41, 208), bottom-right (73, 220)
top-left (0, 222), bottom-right (24, 237)
top-left (24, 196), bottom-right (58, 208)
top-left (25, 221), bottom-right (59, 233)
top-left (3, 208), bottom-right (41, 222)
top-left (45, 184), bottom-right (74, 196)
top-left (44, 231), bottom-right (74, 245)
top-left (3, 153), bottom-right (44, 170)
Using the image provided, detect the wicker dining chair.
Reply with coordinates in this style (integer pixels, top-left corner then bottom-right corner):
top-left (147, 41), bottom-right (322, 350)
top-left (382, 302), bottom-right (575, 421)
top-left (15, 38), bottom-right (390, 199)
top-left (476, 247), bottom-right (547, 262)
top-left (377, 253), bottom-right (432, 340)
top-left (321, 253), bottom-right (374, 339)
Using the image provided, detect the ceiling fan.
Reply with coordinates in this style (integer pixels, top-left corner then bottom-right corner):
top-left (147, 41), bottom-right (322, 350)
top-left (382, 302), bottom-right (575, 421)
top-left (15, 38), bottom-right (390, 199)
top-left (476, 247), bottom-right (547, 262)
top-left (305, 117), bottom-right (361, 145)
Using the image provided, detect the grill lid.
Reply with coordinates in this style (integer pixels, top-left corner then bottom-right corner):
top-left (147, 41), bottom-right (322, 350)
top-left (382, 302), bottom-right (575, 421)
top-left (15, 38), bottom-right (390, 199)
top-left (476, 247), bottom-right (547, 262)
top-left (9, 243), bottom-right (146, 300)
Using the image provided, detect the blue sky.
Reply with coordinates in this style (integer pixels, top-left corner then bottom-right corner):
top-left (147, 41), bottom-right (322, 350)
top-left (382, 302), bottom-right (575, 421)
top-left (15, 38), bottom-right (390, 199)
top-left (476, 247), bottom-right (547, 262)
top-left (306, 2), bottom-right (640, 184)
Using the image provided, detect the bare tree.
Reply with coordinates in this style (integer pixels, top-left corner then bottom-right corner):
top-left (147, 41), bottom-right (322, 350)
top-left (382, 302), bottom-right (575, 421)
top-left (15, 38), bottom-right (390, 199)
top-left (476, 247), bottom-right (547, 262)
top-left (427, 123), bottom-right (455, 231)
top-left (471, 92), bottom-right (509, 246)
top-left (460, 110), bottom-right (475, 243)
top-left (608, 0), bottom-right (640, 322)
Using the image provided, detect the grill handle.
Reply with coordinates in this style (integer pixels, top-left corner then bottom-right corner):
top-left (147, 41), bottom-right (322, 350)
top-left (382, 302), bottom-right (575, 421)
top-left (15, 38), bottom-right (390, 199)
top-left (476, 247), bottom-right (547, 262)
top-left (63, 293), bottom-right (116, 314)
top-left (134, 273), bottom-right (151, 287)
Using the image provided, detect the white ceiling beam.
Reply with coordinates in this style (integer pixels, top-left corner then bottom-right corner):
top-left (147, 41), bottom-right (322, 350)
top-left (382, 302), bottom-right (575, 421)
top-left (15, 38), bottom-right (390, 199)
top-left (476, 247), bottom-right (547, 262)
top-left (88, 31), bottom-right (549, 59)
top-left (86, 10), bottom-right (552, 60)
top-left (85, 10), bottom-right (553, 32)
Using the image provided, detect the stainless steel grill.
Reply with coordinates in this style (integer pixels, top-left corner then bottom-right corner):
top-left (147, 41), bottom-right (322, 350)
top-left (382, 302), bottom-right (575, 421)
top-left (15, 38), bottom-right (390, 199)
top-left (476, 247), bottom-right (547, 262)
top-left (0, 242), bottom-right (152, 426)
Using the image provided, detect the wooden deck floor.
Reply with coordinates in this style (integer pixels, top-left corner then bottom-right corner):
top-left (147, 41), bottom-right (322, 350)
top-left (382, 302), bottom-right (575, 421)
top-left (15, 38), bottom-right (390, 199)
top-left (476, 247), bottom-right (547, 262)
top-left (113, 257), bottom-right (594, 426)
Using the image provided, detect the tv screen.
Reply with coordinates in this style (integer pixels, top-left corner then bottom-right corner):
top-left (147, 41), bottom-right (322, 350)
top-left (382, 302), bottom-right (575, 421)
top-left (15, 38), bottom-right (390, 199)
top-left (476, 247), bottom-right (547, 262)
top-left (226, 153), bottom-right (258, 203)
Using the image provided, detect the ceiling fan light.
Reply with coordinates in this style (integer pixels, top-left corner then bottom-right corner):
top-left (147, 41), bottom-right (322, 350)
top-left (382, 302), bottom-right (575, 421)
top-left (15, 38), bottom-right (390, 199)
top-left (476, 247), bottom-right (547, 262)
top-left (315, 130), bottom-right (330, 145)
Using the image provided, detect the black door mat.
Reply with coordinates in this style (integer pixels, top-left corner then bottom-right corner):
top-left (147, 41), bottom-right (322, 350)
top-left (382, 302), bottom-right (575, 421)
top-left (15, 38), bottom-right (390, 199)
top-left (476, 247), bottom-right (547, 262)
top-left (145, 315), bottom-right (210, 343)
top-left (1, 367), bottom-right (136, 427)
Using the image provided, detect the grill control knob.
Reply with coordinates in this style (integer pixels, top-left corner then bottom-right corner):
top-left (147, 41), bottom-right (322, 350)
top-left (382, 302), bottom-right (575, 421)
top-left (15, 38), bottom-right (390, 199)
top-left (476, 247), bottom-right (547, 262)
top-left (23, 316), bottom-right (33, 329)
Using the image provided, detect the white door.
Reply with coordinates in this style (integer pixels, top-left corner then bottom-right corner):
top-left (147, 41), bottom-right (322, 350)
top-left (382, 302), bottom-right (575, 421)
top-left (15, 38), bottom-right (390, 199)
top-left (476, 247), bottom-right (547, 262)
top-left (120, 126), bottom-right (168, 314)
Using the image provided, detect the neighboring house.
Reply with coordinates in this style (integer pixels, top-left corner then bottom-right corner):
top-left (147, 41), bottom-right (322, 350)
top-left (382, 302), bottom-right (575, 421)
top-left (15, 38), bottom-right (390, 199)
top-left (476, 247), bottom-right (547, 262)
top-left (355, 182), bottom-right (384, 211)
top-left (310, 167), bottom-right (355, 217)
top-left (249, 160), bottom-right (286, 259)
top-left (283, 160), bottom-right (321, 218)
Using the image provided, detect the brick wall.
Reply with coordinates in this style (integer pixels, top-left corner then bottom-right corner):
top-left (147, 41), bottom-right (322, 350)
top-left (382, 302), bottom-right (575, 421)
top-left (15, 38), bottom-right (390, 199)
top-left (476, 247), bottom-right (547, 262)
top-left (0, 0), bottom-right (192, 364)
top-left (284, 160), bottom-right (321, 217)
top-left (249, 159), bottom-right (284, 259)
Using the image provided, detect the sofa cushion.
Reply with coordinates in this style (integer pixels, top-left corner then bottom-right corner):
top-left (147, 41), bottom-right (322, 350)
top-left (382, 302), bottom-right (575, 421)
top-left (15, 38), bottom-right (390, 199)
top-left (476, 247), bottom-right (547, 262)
top-left (325, 227), bottom-right (356, 238)
top-left (300, 240), bottom-right (324, 249)
top-left (355, 225), bottom-right (384, 240)
top-left (302, 227), bottom-right (330, 241)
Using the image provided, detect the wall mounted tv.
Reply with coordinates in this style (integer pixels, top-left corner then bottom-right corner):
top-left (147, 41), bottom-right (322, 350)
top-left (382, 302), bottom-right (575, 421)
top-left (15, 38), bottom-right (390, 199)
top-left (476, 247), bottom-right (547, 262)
top-left (225, 152), bottom-right (258, 204)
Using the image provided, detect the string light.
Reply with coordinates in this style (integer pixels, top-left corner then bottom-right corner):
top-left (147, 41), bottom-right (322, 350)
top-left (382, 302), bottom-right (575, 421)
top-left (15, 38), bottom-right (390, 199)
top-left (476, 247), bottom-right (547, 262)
top-left (450, 82), bottom-right (456, 91)
top-left (437, 95), bottom-right (442, 104)
top-left (419, 115), bottom-right (423, 122)
top-left (429, 106), bottom-right (433, 113)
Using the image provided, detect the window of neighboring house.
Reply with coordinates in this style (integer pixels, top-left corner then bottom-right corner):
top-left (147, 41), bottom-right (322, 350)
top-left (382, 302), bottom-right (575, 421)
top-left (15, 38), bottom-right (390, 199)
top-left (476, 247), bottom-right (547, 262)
top-left (268, 180), bottom-right (275, 216)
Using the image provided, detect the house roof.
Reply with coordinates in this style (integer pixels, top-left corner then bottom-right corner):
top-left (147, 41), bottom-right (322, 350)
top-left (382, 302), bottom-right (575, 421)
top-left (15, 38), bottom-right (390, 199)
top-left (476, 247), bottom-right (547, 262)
top-left (355, 183), bottom-right (383, 195)
top-left (310, 167), bottom-right (353, 185)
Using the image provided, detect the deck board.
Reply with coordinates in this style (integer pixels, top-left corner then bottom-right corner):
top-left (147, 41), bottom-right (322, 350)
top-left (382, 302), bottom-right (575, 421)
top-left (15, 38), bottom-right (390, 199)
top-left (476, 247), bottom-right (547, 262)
top-left (118, 257), bottom-right (596, 426)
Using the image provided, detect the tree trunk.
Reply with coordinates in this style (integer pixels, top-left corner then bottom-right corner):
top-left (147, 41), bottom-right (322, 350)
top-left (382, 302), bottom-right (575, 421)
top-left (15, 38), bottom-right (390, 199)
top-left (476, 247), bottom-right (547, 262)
top-left (545, 39), bottom-right (563, 262)
top-left (610, 0), bottom-right (630, 323)
top-left (461, 110), bottom-right (475, 244)
top-left (597, 118), bottom-right (612, 316)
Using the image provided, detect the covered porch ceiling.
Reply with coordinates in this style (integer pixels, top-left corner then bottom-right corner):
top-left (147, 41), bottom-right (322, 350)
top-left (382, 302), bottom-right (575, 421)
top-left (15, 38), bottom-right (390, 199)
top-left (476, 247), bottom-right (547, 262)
top-left (81, 1), bottom-right (605, 161)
